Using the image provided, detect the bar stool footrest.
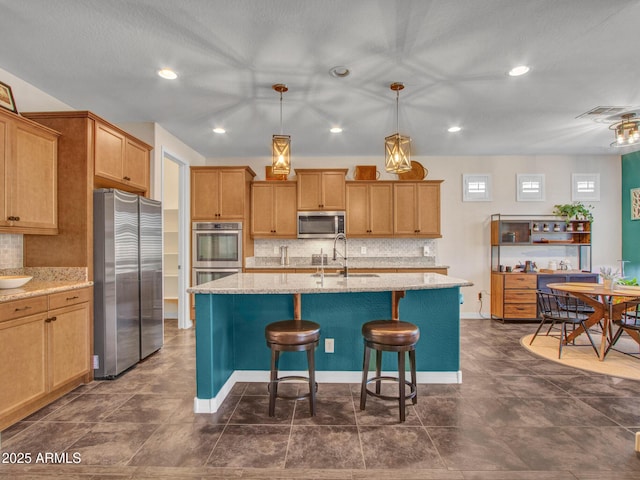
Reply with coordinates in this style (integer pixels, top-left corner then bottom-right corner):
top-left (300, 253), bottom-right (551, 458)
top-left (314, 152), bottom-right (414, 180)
top-left (268, 375), bottom-right (318, 401)
top-left (364, 375), bottom-right (417, 402)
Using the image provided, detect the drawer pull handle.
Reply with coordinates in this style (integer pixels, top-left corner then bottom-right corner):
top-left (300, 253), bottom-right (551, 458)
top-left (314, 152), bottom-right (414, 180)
top-left (66, 296), bottom-right (80, 301)
top-left (14, 306), bottom-right (32, 312)
top-left (45, 316), bottom-right (57, 323)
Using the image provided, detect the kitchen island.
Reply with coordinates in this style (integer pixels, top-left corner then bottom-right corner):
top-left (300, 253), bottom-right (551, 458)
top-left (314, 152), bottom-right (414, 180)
top-left (188, 271), bottom-right (472, 413)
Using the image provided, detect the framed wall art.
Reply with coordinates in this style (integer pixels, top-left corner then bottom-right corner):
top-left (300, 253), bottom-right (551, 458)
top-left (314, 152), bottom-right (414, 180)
top-left (631, 188), bottom-right (640, 220)
top-left (0, 81), bottom-right (17, 113)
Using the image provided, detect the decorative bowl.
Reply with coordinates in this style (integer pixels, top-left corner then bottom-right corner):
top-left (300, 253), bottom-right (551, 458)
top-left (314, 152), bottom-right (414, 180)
top-left (0, 275), bottom-right (33, 289)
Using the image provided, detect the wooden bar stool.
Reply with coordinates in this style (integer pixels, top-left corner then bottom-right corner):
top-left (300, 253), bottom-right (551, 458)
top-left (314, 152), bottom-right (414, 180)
top-left (264, 319), bottom-right (320, 417)
top-left (359, 320), bottom-right (419, 422)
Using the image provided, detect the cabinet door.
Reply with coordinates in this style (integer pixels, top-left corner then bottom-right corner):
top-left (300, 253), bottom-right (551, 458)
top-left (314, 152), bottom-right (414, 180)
top-left (369, 183), bottom-right (393, 235)
top-left (94, 122), bottom-right (125, 182)
top-left (218, 169), bottom-right (246, 218)
top-left (273, 183), bottom-right (297, 236)
top-left (320, 171), bottom-right (346, 210)
top-left (251, 183), bottom-right (275, 235)
top-left (393, 183), bottom-right (418, 235)
top-left (191, 169), bottom-right (220, 220)
top-left (0, 314), bottom-right (47, 418)
top-left (48, 302), bottom-right (90, 391)
top-left (346, 183), bottom-right (369, 235)
top-left (416, 183), bottom-right (441, 237)
top-left (8, 121), bottom-right (58, 231)
top-left (0, 116), bottom-right (7, 228)
top-left (297, 171), bottom-right (321, 210)
top-left (123, 138), bottom-right (149, 192)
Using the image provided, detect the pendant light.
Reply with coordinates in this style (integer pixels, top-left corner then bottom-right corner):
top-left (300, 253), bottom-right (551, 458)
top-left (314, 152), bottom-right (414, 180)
top-left (385, 82), bottom-right (412, 173)
top-left (609, 113), bottom-right (640, 148)
top-left (272, 84), bottom-right (291, 175)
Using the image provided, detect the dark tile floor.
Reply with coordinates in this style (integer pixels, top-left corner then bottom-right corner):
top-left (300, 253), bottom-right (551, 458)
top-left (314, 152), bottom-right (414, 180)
top-left (1, 319), bottom-right (640, 479)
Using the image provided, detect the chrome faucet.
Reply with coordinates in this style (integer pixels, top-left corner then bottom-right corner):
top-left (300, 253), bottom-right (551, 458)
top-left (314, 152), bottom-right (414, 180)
top-left (333, 233), bottom-right (348, 277)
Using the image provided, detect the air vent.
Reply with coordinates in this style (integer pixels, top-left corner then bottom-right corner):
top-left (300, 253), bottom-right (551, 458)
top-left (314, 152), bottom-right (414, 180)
top-left (576, 106), bottom-right (631, 119)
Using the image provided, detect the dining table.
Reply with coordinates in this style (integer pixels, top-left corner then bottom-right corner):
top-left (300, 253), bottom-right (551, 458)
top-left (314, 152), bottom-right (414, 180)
top-left (545, 282), bottom-right (640, 360)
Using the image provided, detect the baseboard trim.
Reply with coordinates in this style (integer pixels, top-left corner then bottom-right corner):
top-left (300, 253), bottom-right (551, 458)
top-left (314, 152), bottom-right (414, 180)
top-left (193, 369), bottom-right (462, 413)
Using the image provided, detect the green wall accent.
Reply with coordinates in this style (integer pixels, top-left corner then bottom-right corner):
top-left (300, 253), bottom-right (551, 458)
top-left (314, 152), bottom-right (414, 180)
top-left (622, 151), bottom-right (640, 280)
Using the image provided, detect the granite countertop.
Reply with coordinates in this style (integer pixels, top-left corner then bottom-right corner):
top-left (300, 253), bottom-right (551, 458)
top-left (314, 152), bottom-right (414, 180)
top-left (245, 256), bottom-right (449, 270)
top-left (188, 272), bottom-right (472, 295)
top-left (0, 267), bottom-right (92, 302)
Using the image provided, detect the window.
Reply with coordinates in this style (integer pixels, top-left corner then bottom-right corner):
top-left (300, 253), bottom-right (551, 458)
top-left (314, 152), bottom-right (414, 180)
top-left (572, 173), bottom-right (600, 201)
top-left (516, 174), bottom-right (545, 201)
top-left (462, 174), bottom-right (492, 201)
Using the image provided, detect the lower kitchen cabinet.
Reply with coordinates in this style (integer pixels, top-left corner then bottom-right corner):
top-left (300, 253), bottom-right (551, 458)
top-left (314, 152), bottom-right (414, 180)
top-left (0, 287), bottom-right (92, 430)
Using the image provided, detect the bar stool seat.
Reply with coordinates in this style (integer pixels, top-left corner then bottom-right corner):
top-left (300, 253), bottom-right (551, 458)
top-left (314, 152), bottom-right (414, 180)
top-left (265, 320), bottom-right (320, 417)
top-left (360, 320), bottom-right (419, 422)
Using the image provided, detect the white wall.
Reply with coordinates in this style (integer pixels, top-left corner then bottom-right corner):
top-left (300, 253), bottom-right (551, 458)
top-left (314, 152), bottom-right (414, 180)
top-left (205, 154), bottom-right (621, 317)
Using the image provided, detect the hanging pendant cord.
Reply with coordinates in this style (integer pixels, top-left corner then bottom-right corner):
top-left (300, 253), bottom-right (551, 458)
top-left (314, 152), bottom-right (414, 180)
top-left (396, 89), bottom-right (400, 134)
top-left (279, 91), bottom-right (284, 135)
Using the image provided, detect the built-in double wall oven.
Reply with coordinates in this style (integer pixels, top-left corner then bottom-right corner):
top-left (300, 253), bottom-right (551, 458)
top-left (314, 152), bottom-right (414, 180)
top-left (192, 221), bottom-right (242, 285)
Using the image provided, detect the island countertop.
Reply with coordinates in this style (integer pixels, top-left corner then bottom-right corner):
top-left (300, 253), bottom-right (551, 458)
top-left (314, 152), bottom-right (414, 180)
top-left (188, 271), bottom-right (472, 295)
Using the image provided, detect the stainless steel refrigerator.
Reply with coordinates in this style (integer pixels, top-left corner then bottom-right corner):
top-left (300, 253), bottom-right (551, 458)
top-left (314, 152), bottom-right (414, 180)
top-left (93, 189), bottom-right (164, 378)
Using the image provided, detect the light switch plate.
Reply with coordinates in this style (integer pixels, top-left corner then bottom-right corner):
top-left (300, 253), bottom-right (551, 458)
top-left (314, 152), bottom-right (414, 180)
top-left (360, 246), bottom-right (367, 254)
top-left (325, 338), bottom-right (335, 353)
top-left (423, 245), bottom-right (430, 256)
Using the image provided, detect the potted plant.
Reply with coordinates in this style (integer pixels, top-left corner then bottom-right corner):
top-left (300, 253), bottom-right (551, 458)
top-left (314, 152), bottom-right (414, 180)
top-left (552, 202), bottom-right (594, 223)
top-left (599, 267), bottom-right (621, 290)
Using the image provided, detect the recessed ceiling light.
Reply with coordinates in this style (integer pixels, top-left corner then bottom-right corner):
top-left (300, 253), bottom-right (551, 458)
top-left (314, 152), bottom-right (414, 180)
top-left (212, 127), bottom-right (226, 134)
top-left (158, 68), bottom-right (178, 80)
top-left (329, 66), bottom-right (350, 78)
top-left (447, 126), bottom-right (462, 133)
top-left (329, 127), bottom-right (343, 134)
top-left (508, 65), bottom-right (530, 77)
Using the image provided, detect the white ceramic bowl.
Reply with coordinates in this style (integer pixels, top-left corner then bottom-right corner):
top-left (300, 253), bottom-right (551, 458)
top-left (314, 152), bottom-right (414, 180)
top-left (0, 275), bottom-right (33, 289)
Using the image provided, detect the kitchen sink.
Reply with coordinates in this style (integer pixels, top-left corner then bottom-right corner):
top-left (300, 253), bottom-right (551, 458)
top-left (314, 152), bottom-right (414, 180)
top-left (310, 273), bottom-right (379, 278)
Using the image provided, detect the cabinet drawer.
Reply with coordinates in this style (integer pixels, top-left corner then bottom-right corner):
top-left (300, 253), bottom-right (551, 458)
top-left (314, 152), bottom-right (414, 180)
top-left (504, 304), bottom-right (538, 319)
top-left (504, 290), bottom-right (537, 303)
top-left (0, 296), bottom-right (48, 323)
top-left (48, 288), bottom-right (91, 310)
top-left (504, 274), bottom-right (537, 289)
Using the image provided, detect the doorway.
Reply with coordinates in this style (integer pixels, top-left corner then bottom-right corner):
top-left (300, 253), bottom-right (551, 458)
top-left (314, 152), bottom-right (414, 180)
top-left (162, 148), bottom-right (192, 329)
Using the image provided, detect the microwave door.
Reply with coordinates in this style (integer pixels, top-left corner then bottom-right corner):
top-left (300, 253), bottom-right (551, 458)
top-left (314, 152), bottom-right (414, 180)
top-left (298, 215), bottom-right (337, 238)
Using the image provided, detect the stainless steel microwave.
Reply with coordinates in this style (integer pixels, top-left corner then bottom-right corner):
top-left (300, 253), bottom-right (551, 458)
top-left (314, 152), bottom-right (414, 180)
top-left (297, 211), bottom-right (345, 239)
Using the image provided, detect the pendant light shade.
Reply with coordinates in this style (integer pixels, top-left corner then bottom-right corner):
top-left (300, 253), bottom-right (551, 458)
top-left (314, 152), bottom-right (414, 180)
top-left (385, 82), bottom-right (412, 173)
top-left (272, 84), bottom-right (291, 175)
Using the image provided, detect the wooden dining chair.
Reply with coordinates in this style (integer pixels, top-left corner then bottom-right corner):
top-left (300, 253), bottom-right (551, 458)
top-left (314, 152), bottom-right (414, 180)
top-left (603, 300), bottom-right (640, 359)
top-left (531, 290), bottom-right (599, 358)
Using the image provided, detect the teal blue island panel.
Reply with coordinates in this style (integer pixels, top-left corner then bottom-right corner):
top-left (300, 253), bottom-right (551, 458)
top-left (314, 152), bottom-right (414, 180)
top-left (195, 287), bottom-right (460, 400)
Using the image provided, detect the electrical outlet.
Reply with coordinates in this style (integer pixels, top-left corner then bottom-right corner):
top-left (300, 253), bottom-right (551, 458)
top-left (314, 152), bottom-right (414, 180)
top-left (423, 245), bottom-right (430, 256)
top-left (325, 338), bottom-right (335, 353)
top-left (360, 246), bottom-right (367, 255)
top-left (92, 355), bottom-right (99, 369)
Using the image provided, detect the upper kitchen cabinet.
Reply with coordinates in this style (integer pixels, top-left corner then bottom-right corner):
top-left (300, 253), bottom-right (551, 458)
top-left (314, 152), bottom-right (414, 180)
top-left (191, 166), bottom-right (256, 220)
top-left (21, 111), bottom-right (152, 278)
top-left (0, 109), bottom-right (59, 235)
top-left (94, 120), bottom-right (151, 193)
top-left (251, 181), bottom-right (297, 238)
top-left (393, 181), bottom-right (443, 238)
top-left (295, 168), bottom-right (347, 211)
top-left (346, 181), bottom-right (393, 237)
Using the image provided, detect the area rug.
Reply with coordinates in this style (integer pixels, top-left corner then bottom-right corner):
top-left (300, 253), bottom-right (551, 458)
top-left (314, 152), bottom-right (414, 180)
top-left (521, 333), bottom-right (640, 381)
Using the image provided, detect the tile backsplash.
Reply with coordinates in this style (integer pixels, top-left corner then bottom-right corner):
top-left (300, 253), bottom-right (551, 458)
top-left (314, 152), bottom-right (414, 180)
top-left (0, 234), bottom-right (23, 268)
top-left (254, 237), bottom-right (438, 260)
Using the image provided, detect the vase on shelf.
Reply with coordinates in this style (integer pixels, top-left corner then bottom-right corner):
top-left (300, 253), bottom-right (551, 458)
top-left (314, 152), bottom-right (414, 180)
top-left (566, 223), bottom-right (573, 232)
top-left (603, 278), bottom-right (614, 290)
top-left (577, 223), bottom-right (584, 232)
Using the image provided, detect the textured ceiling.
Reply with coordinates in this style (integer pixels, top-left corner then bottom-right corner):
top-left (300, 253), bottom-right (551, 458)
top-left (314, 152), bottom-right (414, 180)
top-left (1, 0), bottom-right (639, 158)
